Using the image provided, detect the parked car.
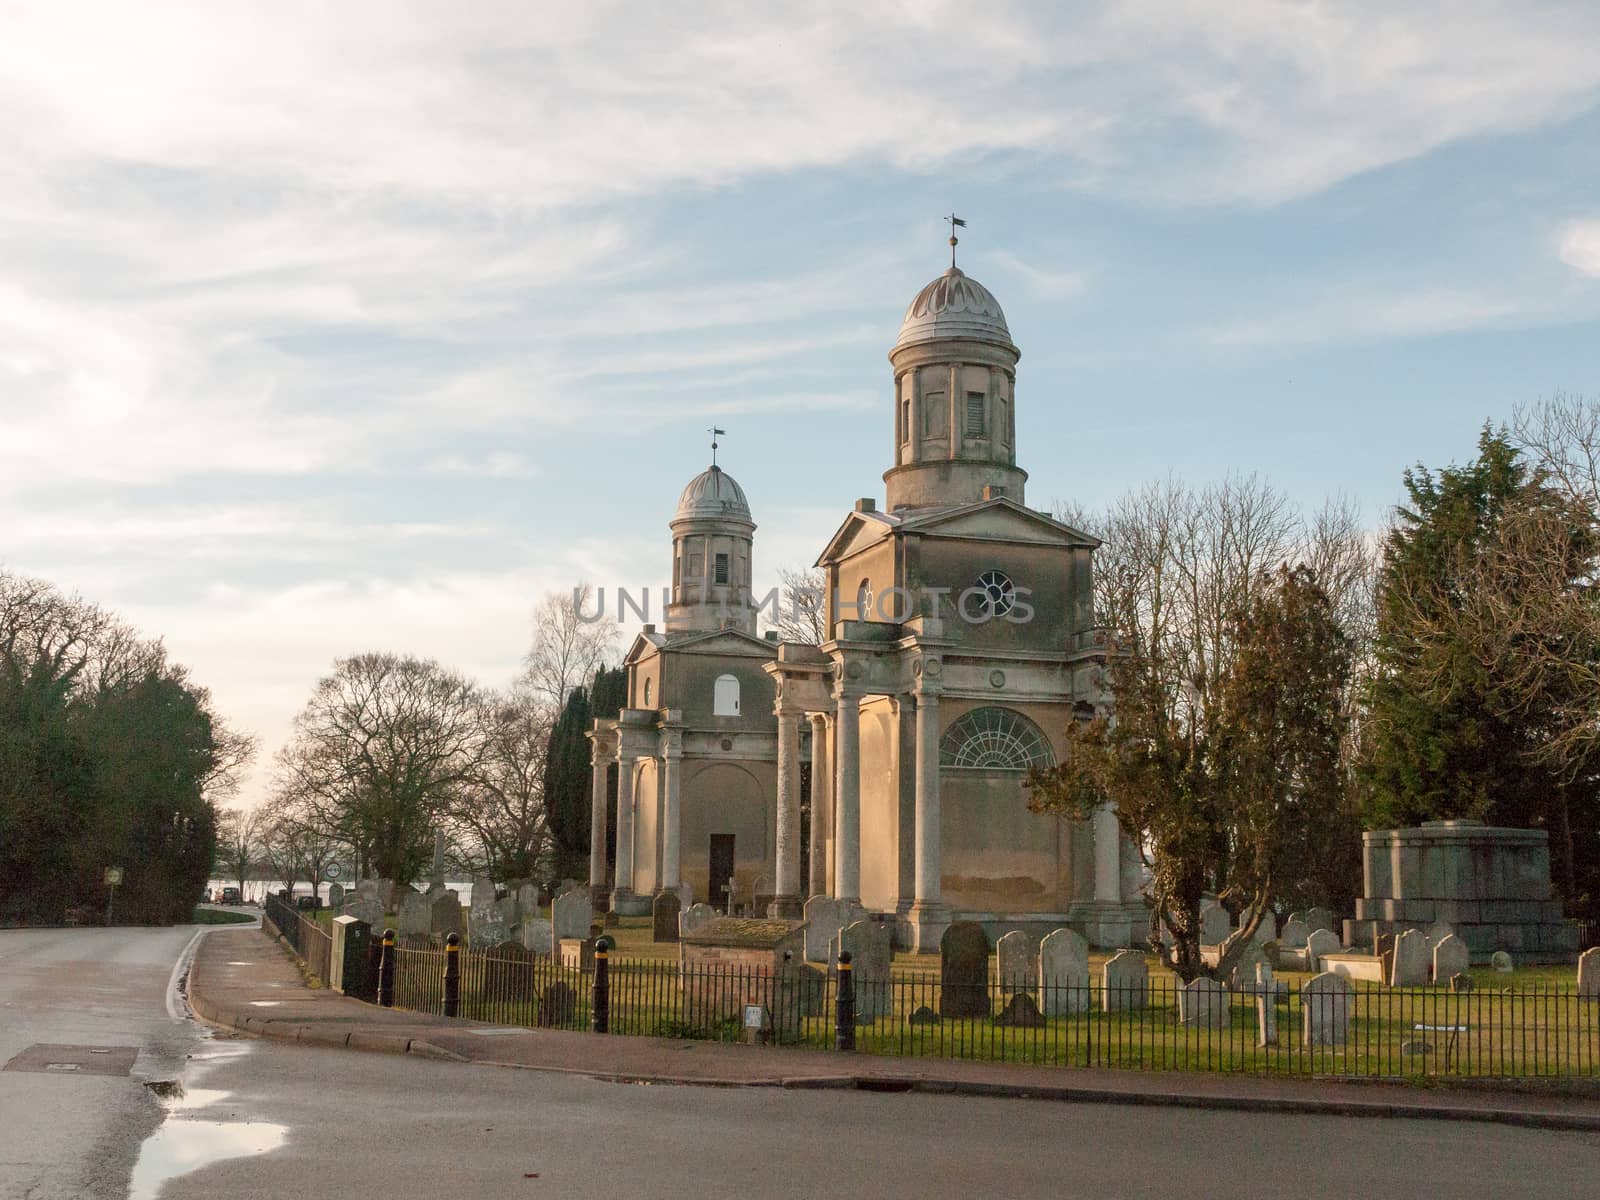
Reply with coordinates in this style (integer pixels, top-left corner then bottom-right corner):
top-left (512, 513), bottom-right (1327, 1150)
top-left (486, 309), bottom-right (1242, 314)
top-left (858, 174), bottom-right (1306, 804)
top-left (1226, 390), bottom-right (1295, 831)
top-left (220, 886), bottom-right (243, 905)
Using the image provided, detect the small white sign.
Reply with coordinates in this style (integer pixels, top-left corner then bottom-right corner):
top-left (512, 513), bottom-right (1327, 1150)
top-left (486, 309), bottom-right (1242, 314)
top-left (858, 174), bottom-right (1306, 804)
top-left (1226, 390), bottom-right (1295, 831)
top-left (743, 1004), bottom-right (765, 1029)
top-left (325, 863), bottom-right (343, 880)
top-left (104, 866), bottom-right (123, 886)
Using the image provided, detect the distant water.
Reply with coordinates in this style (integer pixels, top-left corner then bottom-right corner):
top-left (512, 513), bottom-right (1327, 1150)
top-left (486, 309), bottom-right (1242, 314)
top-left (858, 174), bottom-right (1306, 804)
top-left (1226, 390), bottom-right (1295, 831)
top-left (204, 878), bottom-right (473, 905)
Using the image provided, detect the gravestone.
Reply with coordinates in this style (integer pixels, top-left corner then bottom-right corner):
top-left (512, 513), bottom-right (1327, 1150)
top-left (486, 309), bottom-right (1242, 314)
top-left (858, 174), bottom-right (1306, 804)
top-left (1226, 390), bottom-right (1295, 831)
top-left (1491, 950), bottom-right (1514, 973)
top-left (397, 890), bottom-right (431, 939)
top-left (555, 879), bottom-right (580, 897)
top-left (1450, 973), bottom-right (1473, 994)
top-left (516, 883), bottom-right (538, 921)
top-left (1302, 972), bottom-right (1353, 1045)
top-left (680, 902), bottom-right (716, 939)
top-left (1304, 927), bottom-right (1340, 973)
top-left (1302, 907), bottom-right (1336, 935)
top-left (653, 891), bottom-right (682, 943)
top-left (909, 1005), bottom-right (941, 1026)
top-left (341, 895), bottom-right (383, 929)
top-left (1102, 949), bottom-right (1149, 1011)
top-left (840, 919), bottom-right (892, 1022)
top-left (1578, 947), bottom-right (1600, 1000)
top-left (802, 896), bottom-right (859, 965)
top-left (995, 992), bottom-right (1044, 1028)
top-left (519, 917), bottom-right (554, 956)
top-left (1178, 977), bottom-right (1228, 1028)
top-left (483, 940), bottom-right (534, 999)
top-left (1255, 962), bottom-right (1277, 1046)
top-left (1228, 937), bottom-right (1267, 991)
top-left (1432, 933), bottom-right (1470, 983)
top-left (470, 876), bottom-right (497, 910)
top-left (1390, 928), bottom-right (1429, 986)
top-left (1240, 906), bottom-right (1277, 945)
top-left (940, 921), bottom-right (991, 1019)
top-left (995, 930), bottom-right (1037, 996)
top-left (551, 887), bottom-right (591, 948)
top-left (327, 883), bottom-right (345, 910)
top-left (1200, 902), bottom-right (1231, 946)
top-left (538, 980), bottom-right (577, 1027)
top-left (1038, 927), bottom-right (1089, 1017)
top-left (1426, 918), bottom-right (1455, 949)
top-left (494, 895), bottom-right (519, 933)
top-left (1279, 919), bottom-right (1310, 950)
top-left (429, 892), bottom-right (463, 939)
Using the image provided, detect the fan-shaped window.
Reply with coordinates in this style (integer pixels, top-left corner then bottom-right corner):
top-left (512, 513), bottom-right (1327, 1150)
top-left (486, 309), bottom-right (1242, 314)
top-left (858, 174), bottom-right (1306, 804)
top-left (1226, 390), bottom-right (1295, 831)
top-left (939, 707), bottom-right (1054, 770)
top-left (713, 673), bottom-right (740, 716)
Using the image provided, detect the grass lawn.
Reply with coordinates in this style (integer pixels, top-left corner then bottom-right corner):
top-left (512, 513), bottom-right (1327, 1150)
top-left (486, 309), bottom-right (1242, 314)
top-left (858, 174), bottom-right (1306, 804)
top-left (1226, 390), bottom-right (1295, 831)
top-left (191, 906), bottom-right (256, 925)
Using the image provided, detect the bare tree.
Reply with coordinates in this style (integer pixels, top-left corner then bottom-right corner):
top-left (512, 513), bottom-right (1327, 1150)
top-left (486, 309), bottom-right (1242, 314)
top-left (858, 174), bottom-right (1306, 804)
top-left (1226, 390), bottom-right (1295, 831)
top-left (521, 584), bottom-right (618, 711)
top-left (450, 688), bottom-right (553, 880)
top-left (765, 566), bottom-right (828, 644)
top-left (215, 806), bottom-right (266, 896)
top-left (1514, 393), bottom-right (1600, 518)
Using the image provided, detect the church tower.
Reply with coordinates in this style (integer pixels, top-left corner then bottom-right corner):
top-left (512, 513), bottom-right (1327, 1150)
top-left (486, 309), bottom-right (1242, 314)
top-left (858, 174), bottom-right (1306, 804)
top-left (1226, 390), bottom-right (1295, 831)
top-left (664, 463), bottom-right (758, 634)
top-left (883, 264), bottom-right (1026, 511)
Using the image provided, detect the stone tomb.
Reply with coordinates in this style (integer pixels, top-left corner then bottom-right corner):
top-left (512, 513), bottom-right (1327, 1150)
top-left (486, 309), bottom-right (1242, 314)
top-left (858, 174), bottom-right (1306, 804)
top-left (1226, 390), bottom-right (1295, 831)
top-left (1390, 928), bottom-right (1429, 986)
top-left (1038, 927), bottom-right (1090, 1017)
top-left (678, 918), bottom-right (807, 1032)
top-left (995, 930), bottom-right (1037, 997)
top-left (653, 891), bottom-right (682, 944)
top-left (1302, 972), bottom-right (1353, 1045)
top-left (1102, 949), bottom-right (1149, 1011)
top-left (1432, 933), bottom-right (1470, 983)
top-left (840, 919), bottom-right (893, 1023)
top-left (939, 922), bottom-right (990, 1019)
top-left (1178, 977), bottom-right (1228, 1028)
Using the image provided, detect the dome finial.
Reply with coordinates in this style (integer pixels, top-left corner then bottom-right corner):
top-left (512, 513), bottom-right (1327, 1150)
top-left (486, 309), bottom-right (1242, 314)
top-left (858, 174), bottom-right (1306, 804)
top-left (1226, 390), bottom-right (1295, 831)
top-left (945, 212), bottom-right (966, 270)
top-left (707, 425), bottom-right (726, 469)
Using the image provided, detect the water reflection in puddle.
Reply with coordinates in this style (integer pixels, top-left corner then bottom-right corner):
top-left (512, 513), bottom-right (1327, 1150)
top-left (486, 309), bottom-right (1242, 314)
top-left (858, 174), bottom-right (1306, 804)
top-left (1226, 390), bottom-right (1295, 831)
top-left (130, 1040), bottom-right (287, 1198)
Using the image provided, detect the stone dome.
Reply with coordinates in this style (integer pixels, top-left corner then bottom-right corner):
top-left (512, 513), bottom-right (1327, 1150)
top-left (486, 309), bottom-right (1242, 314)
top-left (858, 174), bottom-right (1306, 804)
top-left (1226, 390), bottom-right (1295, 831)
top-left (893, 267), bottom-right (1013, 353)
top-left (674, 464), bottom-right (752, 524)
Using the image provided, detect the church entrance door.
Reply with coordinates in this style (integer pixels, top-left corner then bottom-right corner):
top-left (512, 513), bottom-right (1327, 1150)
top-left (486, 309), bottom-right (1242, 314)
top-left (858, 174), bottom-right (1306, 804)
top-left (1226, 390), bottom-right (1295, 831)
top-left (709, 834), bottom-right (735, 913)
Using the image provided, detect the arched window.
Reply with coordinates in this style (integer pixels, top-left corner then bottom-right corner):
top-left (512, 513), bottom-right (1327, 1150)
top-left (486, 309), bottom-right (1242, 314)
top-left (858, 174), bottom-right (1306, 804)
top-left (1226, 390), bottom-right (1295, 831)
top-left (713, 673), bottom-right (740, 716)
top-left (939, 707), bottom-right (1054, 770)
top-left (643, 678), bottom-right (653, 706)
top-left (854, 578), bottom-right (872, 621)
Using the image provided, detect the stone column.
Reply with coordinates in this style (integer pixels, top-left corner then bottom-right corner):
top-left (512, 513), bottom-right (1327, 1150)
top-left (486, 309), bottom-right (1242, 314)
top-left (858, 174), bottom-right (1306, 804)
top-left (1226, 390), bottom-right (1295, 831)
top-left (660, 738), bottom-right (682, 891)
top-left (1093, 802), bottom-right (1121, 903)
top-left (808, 713), bottom-right (830, 897)
top-left (912, 688), bottom-right (942, 908)
top-left (612, 748), bottom-right (636, 910)
top-left (588, 755), bottom-right (609, 890)
top-left (833, 688), bottom-right (861, 903)
top-left (770, 702), bottom-right (803, 918)
top-left (910, 369), bottom-right (922, 463)
top-left (947, 363), bottom-right (961, 457)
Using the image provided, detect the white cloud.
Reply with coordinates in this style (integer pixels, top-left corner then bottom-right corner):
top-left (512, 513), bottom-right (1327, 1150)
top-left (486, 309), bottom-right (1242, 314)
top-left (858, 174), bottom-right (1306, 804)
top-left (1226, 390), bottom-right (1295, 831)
top-left (425, 452), bottom-right (536, 479)
top-left (1558, 220), bottom-right (1600, 277)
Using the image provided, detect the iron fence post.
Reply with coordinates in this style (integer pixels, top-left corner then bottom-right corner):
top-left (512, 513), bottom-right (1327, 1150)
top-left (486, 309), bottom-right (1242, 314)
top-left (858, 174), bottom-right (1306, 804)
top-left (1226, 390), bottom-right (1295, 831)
top-left (835, 950), bottom-right (855, 1051)
top-left (443, 932), bottom-right (461, 1017)
top-left (593, 936), bottom-right (613, 1034)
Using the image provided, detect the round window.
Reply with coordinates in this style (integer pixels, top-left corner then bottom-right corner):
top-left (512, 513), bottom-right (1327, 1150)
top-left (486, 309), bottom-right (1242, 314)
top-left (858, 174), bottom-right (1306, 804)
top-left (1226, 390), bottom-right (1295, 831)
top-left (976, 570), bottom-right (1015, 617)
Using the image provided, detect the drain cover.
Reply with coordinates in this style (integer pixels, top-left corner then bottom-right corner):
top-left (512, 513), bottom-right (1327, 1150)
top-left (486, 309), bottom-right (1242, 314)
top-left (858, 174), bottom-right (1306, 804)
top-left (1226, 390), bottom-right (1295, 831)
top-left (3, 1044), bottom-right (139, 1076)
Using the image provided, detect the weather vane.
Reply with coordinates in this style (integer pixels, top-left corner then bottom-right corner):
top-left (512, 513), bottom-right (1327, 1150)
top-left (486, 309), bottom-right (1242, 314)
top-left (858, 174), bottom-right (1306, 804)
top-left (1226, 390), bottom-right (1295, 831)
top-left (946, 212), bottom-right (966, 269)
top-left (708, 425), bottom-right (727, 468)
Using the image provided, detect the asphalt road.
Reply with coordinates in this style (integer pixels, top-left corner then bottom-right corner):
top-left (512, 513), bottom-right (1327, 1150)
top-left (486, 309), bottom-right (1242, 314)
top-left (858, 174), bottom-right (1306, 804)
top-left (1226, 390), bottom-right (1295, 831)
top-left (4, 922), bottom-right (1600, 1199)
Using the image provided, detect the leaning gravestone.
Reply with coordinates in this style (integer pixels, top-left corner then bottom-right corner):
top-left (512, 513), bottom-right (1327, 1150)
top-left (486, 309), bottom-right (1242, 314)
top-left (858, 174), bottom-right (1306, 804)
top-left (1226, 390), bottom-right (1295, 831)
top-left (679, 902), bottom-right (716, 939)
top-left (996, 930), bottom-right (1037, 996)
top-left (551, 887), bottom-right (591, 948)
top-left (397, 890), bottom-right (431, 939)
top-left (1579, 947), bottom-right (1600, 1000)
top-left (939, 921), bottom-right (990, 1019)
top-left (1199, 902), bottom-right (1232, 946)
top-left (1390, 928), bottom-right (1429, 986)
top-left (519, 917), bottom-right (554, 956)
top-left (341, 895), bottom-right (383, 929)
top-left (1304, 927), bottom-right (1340, 973)
top-left (840, 919), bottom-right (892, 1022)
top-left (1178, 977), bottom-right (1228, 1028)
top-left (1102, 949), bottom-right (1149, 1011)
top-left (1302, 972), bottom-right (1353, 1045)
top-left (1278, 918), bottom-right (1309, 950)
top-left (430, 892), bottom-right (463, 939)
top-left (652, 891), bottom-right (682, 943)
top-left (1432, 933), bottom-right (1470, 983)
top-left (1038, 927), bottom-right (1089, 1016)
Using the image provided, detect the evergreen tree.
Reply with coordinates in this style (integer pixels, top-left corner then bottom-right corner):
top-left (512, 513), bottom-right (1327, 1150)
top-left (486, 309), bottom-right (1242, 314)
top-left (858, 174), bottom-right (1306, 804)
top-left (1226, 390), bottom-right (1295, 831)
top-left (542, 684), bottom-right (594, 880)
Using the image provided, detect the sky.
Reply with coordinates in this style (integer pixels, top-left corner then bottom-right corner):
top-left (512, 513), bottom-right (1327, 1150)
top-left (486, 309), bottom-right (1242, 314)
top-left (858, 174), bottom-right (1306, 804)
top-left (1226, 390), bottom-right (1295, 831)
top-left (4, 1), bottom-right (1600, 808)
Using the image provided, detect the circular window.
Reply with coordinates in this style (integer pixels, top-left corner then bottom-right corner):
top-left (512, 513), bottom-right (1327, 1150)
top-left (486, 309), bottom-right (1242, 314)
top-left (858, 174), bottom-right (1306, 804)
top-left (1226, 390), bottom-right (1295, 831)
top-left (976, 570), bottom-right (1016, 617)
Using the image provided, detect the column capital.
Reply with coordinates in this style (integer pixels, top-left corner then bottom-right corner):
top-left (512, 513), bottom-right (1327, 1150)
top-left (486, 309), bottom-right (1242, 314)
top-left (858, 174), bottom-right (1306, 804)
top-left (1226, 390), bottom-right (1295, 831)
top-left (658, 727), bottom-right (683, 759)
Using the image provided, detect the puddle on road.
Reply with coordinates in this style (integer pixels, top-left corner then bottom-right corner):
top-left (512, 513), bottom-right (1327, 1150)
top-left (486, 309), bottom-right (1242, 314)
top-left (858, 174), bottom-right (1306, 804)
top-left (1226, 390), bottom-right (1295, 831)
top-left (129, 1040), bottom-right (286, 1198)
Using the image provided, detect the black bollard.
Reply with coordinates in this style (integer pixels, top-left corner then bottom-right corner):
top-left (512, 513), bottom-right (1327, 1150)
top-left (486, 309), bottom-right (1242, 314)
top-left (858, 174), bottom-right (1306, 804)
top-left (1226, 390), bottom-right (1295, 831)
top-left (378, 928), bottom-right (396, 1008)
top-left (443, 932), bottom-right (461, 1018)
top-left (835, 950), bottom-right (855, 1051)
top-left (593, 935), bottom-right (613, 1034)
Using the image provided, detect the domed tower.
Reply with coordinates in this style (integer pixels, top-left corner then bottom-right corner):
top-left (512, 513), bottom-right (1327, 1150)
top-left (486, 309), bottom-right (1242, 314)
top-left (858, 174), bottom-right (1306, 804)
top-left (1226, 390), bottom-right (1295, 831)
top-left (884, 264), bottom-right (1026, 511)
top-left (665, 463), bottom-right (758, 635)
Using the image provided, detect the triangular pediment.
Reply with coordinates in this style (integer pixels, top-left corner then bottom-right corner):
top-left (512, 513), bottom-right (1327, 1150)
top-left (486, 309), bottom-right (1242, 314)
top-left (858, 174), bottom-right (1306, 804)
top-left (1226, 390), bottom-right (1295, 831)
top-left (661, 628), bottom-right (779, 660)
top-left (815, 509), bottom-right (898, 566)
top-left (897, 497), bottom-right (1100, 548)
